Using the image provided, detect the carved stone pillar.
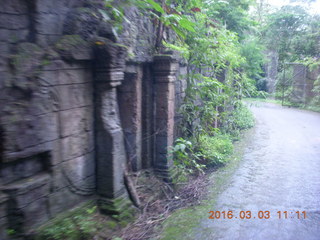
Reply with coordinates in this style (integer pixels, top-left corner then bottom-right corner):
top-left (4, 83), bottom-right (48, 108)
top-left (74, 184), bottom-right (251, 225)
top-left (118, 64), bottom-right (143, 171)
top-left (93, 38), bottom-right (130, 213)
top-left (153, 55), bottom-right (178, 180)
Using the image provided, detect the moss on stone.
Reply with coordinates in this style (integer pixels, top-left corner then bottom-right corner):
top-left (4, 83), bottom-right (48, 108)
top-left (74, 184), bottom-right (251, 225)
top-left (35, 201), bottom-right (99, 240)
top-left (106, 220), bottom-right (118, 229)
top-left (55, 35), bottom-right (87, 51)
top-left (54, 35), bottom-right (91, 60)
top-left (10, 43), bottom-right (44, 76)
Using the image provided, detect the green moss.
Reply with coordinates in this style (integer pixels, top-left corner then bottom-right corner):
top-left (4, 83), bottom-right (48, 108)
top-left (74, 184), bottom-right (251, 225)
top-left (35, 201), bottom-right (99, 240)
top-left (197, 134), bottom-right (234, 167)
top-left (97, 196), bottom-right (137, 230)
top-left (55, 35), bottom-right (88, 52)
top-left (11, 43), bottom-right (44, 73)
top-left (106, 220), bottom-right (118, 229)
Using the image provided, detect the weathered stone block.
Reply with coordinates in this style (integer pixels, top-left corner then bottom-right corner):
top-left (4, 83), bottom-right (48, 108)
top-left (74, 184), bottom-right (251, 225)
top-left (61, 131), bottom-right (94, 161)
top-left (48, 139), bottom-right (61, 167)
top-left (96, 126), bottom-right (127, 199)
top-left (34, 0), bottom-right (68, 14)
top-left (121, 7), bottom-right (155, 62)
top-left (60, 106), bottom-right (93, 138)
top-left (21, 196), bottom-right (49, 230)
top-left (97, 193), bottom-right (132, 215)
top-left (153, 55), bottom-right (177, 179)
top-left (29, 90), bottom-right (55, 116)
top-left (0, 216), bottom-right (8, 240)
top-left (0, 29), bottom-right (9, 42)
top-left (93, 37), bottom-right (126, 75)
top-left (10, 43), bottom-right (45, 82)
top-left (40, 60), bottom-right (63, 71)
top-left (63, 151), bottom-right (95, 184)
top-left (0, 14), bottom-right (29, 30)
top-left (95, 71), bottom-right (125, 87)
top-left (48, 188), bottom-right (89, 217)
top-left (3, 174), bottom-right (50, 209)
top-left (36, 34), bottom-right (62, 47)
top-left (0, 194), bottom-right (8, 219)
top-left (153, 153), bottom-right (173, 170)
top-left (0, 156), bottom-right (45, 185)
top-left (155, 118), bottom-right (174, 137)
top-left (56, 82), bottom-right (93, 110)
top-left (155, 135), bottom-right (173, 154)
top-left (2, 174), bottom-right (50, 231)
top-left (54, 35), bottom-right (92, 60)
top-left (58, 67), bottom-right (92, 85)
top-left (155, 99), bottom-right (175, 120)
top-left (154, 75), bottom-right (176, 83)
top-left (2, 111), bottom-right (58, 154)
top-left (307, 66), bottom-right (320, 80)
top-left (155, 83), bottom-right (175, 101)
top-left (49, 166), bottom-right (68, 191)
top-left (153, 55), bottom-right (178, 76)
top-left (6, 29), bottom-right (29, 43)
top-left (0, 0), bottom-right (28, 14)
top-left (63, 8), bottom-right (102, 40)
top-left (0, 72), bottom-right (10, 89)
top-left (35, 13), bottom-right (62, 35)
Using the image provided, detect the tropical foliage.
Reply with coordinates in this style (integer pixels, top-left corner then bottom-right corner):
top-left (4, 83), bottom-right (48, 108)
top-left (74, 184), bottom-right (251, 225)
top-left (106, 0), bottom-right (319, 174)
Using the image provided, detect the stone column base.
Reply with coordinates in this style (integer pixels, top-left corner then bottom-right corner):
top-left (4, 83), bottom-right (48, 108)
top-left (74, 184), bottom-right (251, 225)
top-left (97, 194), bottom-right (133, 216)
top-left (154, 165), bottom-right (177, 183)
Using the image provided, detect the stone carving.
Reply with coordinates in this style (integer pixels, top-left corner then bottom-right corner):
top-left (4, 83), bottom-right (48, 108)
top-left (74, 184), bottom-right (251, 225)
top-left (93, 37), bottom-right (131, 213)
top-left (153, 55), bottom-right (178, 180)
top-left (0, 0), bottom-right (186, 236)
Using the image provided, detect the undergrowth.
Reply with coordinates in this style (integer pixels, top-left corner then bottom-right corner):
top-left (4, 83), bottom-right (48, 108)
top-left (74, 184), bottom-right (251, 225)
top-left (197, 134), bottom-right (233, 167)
top-left (171, 102), bottom-right (254, 181)
top-left (35, 203), bottom-right (100, 240)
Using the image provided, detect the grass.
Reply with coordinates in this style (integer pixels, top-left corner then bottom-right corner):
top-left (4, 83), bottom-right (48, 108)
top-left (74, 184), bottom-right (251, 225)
top-left (244, 97), bottom-right (320, 113)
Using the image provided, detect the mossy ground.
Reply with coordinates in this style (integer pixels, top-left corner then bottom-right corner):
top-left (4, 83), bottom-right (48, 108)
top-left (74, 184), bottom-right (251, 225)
top-left (35, 200), bottom-right (136, 240)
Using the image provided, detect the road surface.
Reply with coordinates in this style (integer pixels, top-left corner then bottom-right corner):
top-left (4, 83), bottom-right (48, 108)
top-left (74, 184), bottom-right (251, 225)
top-left (161, 102), bottom-right (320, 240)
top-left (196, 102), bottom-right (320, 240)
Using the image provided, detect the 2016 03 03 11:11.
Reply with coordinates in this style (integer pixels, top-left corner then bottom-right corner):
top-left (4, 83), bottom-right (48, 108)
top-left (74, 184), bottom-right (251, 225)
top-left (208, 210), bottom-right (307, 219)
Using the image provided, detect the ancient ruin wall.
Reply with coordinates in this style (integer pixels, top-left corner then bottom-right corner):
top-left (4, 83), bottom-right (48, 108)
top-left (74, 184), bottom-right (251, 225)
top-left (0, 0), bottom-right (187, 238)
top-left (0, 1), bottom-right (98, 237)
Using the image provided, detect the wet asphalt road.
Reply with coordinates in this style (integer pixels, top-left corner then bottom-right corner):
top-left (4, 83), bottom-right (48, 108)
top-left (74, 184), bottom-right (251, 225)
top-left (195, 102), bottom-right (320, 240)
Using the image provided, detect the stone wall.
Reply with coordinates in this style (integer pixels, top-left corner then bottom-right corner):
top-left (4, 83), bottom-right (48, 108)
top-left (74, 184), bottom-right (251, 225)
top-left (287, 64), bottom-right (319, 105)
top-left (291, 63), bottom-right (307, 104)
top-left (0, 1), bottom-right (96, 237)
top-left (306, 65), bottom-right (320, 104)
top-left (0, 0), bottom-right (185, 238)
top-left (0, 51), bottom-right (95, 237)
top-left (264, 50), bottom-right (278, 93)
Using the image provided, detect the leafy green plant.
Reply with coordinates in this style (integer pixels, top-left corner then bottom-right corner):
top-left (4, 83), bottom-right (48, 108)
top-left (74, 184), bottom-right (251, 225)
top-left (221, 102), bottom-right (255, 139)
top-left (197, 134), bottom-right (233, 167)
top-left (170, 138), bottom-right (205, 182)
top-left (310, 76), bottom-right (320, 107)
top-left (6, 228), bottom-right (16, 236)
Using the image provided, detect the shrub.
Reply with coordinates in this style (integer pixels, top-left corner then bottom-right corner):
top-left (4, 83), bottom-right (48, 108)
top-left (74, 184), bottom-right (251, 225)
top-left (222, 102), bottom-right (255, 139)
top-left (197, 134), bottom-right (233, 167)
top-left (170, 138), bottom-right (205, 182)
